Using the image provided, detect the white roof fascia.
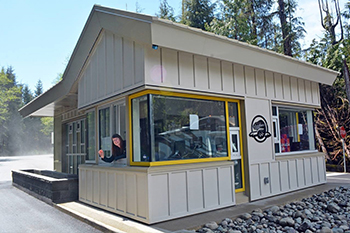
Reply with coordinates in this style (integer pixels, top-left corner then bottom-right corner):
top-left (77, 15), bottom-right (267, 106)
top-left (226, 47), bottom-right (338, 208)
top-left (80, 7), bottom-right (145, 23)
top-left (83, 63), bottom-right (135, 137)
top-left (151, 19), bottom-right (339, 85)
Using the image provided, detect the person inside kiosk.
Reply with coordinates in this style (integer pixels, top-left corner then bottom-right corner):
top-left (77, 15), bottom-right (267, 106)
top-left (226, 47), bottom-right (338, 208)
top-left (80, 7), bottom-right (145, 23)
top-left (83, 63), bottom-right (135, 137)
top-left (98, 134), bottom-right (126, 163)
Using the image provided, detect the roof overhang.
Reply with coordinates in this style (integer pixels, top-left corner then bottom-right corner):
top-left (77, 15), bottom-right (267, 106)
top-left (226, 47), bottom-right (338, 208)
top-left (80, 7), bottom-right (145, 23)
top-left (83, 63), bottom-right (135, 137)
top-left (151, 19), bottom-right (339, 85)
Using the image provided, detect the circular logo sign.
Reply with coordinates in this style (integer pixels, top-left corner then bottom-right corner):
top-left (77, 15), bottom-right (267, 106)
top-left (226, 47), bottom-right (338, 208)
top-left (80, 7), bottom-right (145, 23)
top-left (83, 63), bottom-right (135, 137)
top-left (249, 115), bottom-right (271, 143)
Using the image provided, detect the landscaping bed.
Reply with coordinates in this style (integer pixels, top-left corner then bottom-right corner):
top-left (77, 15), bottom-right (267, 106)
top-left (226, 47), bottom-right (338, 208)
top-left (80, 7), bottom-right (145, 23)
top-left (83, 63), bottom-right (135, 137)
top-left (12, 169), bottom-right (78, 204)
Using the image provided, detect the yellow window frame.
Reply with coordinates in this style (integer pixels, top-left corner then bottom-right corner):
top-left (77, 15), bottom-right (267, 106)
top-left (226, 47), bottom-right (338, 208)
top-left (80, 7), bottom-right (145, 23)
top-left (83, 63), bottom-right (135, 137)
top-left (128, 90), bottom-right (245, 192)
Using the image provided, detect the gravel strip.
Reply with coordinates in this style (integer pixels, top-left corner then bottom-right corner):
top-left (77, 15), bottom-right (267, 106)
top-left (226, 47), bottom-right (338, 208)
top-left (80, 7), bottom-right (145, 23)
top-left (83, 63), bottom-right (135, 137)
top-left (196, 186), bottom-right (350, 233)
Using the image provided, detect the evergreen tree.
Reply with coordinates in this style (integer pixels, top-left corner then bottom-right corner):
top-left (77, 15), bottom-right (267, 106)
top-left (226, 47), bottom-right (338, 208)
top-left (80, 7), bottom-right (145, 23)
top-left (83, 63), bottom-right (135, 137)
top-left (157, 0), bottom-right (176, 21)
top-left (0, 67), bottom-right (22, 155)
top-left (275, 0), bottom-right (305, 57)
top-left (181, 0), bottom-right (215, 30)
top-left (34, 79), bottom-right (43, 97)
top-left (22, 85), bottom-right (34, 105)
top-left (206, 0), bottom-right (275, 47)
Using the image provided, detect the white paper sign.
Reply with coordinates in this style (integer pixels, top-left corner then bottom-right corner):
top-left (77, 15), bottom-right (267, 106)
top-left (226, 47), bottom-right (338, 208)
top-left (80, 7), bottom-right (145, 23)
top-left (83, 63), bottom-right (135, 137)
top-left (298, 124), bottom-right (303, 135)
top-left (189, 114), bottom-right (199, 130)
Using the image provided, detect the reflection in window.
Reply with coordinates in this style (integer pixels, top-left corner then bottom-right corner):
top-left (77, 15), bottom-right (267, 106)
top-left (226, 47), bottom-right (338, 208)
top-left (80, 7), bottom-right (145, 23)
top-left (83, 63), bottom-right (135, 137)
top-left (132, 95), bottom-right (150, 162)
top-left (86, 111), bottom-right (95, 161)
top-left (99, 108), bottom-right (111, 159)
top-left (132, 94), bottom-right (229, 162)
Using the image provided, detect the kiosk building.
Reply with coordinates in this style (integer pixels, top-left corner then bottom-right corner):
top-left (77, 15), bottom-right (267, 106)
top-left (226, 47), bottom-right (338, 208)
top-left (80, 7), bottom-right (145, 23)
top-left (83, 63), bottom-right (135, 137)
top-left (20, 5), bottom-right (338, 224)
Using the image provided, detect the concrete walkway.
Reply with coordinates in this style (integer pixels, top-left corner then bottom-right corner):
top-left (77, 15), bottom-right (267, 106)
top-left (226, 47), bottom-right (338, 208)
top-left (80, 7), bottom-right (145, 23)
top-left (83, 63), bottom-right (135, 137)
top-left (50, 172), bottom-right (350, 233)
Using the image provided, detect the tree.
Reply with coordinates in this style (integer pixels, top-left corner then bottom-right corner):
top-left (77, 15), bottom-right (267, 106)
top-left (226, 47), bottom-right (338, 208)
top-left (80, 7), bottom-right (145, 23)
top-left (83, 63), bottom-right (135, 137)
top-left (22, 85), bottom-right (34, 105)
top-left (0, 68), bottom-right (22, 155)
top-left (206, 0), bottom-right (275, 47)
top-left (34, 79), bottom-right (43, 97)
top-left (276, 0), bottom-right (305, 57)
top-left (181, 0), bottom-right (215, 30)
top-left (157, 0), bottom-right (176, 21)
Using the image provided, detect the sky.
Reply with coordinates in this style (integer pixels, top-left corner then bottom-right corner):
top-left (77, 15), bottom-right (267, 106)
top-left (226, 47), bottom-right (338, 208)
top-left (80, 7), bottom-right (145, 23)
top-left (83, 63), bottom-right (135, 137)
top-left (0, 0), bottom-right (347, 93)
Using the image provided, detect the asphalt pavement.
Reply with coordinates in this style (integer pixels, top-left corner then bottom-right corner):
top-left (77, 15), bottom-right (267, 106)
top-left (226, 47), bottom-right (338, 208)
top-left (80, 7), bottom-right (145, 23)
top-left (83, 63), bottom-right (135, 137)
top-left (0, 154), bottom-right (104, 233)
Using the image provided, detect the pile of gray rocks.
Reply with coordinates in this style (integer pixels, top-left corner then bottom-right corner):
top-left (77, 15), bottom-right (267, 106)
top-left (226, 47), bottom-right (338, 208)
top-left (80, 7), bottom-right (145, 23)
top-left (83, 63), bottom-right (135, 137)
top-left (196, 186), bottom-right (350, 233)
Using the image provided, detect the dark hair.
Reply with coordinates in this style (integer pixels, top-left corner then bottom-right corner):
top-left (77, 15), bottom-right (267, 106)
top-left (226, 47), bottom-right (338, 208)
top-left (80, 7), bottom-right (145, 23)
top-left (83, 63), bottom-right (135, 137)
top-left (111, 134), bottom-right (124, 156)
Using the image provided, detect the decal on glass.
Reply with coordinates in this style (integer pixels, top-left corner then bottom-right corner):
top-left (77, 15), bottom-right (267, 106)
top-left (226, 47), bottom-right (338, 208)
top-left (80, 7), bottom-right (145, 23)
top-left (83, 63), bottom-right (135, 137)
top-left (249, 115), bottom-right (271, 143)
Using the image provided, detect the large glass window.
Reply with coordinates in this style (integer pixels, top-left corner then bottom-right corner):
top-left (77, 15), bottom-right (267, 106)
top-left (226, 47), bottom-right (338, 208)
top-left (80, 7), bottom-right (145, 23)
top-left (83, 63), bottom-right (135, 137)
top-left (274, 106), bottom-right (315, 154)
top-left (132, 94), bottom-right (229, 162)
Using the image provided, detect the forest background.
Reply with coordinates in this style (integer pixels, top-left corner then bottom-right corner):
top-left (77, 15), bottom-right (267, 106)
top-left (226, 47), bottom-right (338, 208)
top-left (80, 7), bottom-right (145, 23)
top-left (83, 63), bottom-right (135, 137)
top-left (1, 0), bottom-right (349, 168)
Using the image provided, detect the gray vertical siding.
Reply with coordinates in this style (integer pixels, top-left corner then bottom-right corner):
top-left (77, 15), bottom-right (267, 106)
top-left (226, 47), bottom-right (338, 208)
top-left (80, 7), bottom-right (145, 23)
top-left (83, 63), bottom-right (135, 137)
top-left (78, 30), bottom-right (145, 108)
top-left (144, 47), bottom-right (320, 106)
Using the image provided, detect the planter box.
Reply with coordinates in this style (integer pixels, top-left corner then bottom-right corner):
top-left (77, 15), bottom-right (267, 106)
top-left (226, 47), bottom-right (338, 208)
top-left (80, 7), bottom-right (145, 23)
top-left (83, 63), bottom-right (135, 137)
top-left (12, 169), bottom-right (78, 204)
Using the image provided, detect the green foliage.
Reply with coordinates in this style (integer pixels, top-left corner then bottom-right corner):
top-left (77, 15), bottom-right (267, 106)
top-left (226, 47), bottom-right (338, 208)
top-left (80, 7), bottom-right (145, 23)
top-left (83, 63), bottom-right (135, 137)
top-left (34, 79), bottom-right (43, 97)
top-left (181, 0), bottom-right (215, 30)
top-left (40, 117), bottom-right (53, 136)
top-left (157, 0), bottom-right (176, 21)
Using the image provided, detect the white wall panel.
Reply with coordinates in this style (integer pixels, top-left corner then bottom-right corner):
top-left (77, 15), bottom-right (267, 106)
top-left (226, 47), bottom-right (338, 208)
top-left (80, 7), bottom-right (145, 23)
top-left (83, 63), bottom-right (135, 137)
top-left (318, 156), bottom-right (326, 183)
top-left (145, 46), bottom-right (161, 84)
top-left (245, 66), bottom-right (256, 96)
top-left (234, 64), bottom-right (245, 95)
top-left (116, 173), bottom-right (126, 212)
top-left (134, 42), bottom-right (145, 84)
top-left (169, 172), bottom-right (187, 216)
top-left (222, 61), bottom-right (234, 93)
top-left (274, 73), bottom-right (283, 100)
top-left (86, 170), bottom-right (93, 202)
top-left (290, 77), bottom-right (299, 102)
top-left (105, 31), bottom-right (114, 96)
top-left (79, 169), bottom-right (86, 200)
top-left (259, 163), bottom-right (270, 196)
top-left (123, 39), bottom-right (134, 88)
top-left (296, 159), bottom-right (305, 188)
top-left (270, 162), bottom-right (280, 193)
top-left (311, 157), bottom-right (319, 184)
top-left (218, 166), bottom-right (234, 205)
top-left (282, 75), bottom-right (291, 100)
top-left (194, 55), bottom-right (209, 90)
top-left (136, 174), bottom-right (148, 218)
top-left (265, 71), bottom-right (274, 99)
top-left (256, 69), bottom-right (266, 97)
top-left (114, 35), bottom-right (123, 91)
top-left (188, 170), bottom-right (204, 212)
top-left (93, 171), bottom-right (99, 204)
top-left (208, 58), bottom-right (222, 91)
top-left (304, 158), bottom-right (312, 185)
top-left (288, 160), bottom-right (298, 189)
top-left (179, 52), bottom-right (194, 87)
top-left (312, 82), bottom-right (320, 105)
top-left (250, 164), bottom-right (260, 200)
top-left (162, 48), bottom-right (179, 86)
top-left (100, 171), bottom-right (107, 206)
top-left (107, 172), bottom-right (116, 209)
top-left (126, 174), bottom-right (137, 215)
top-left (279, 161), bottom-right (289, 191)
top-left (203, 168), bottom-right (219, 208)
top-left (298, 79), bottom-right (306, 103)
top-left (305, 80), bottom-right (312, 103)
top-left (98, 36), bottom-right (107, 99)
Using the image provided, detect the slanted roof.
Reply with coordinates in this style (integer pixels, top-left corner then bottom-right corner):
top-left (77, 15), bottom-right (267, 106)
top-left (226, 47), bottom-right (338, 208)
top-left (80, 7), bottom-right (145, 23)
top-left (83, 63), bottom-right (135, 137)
top-left (19, 5), bottom-right (339, 117)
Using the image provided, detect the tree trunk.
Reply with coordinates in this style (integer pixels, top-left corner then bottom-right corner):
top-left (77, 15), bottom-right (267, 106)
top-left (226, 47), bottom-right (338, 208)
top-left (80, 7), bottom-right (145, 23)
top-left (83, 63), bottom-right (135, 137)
top-left (277, 0), bottom-right (292, 56)
top-left (343, 59), bottom-right (350, 106)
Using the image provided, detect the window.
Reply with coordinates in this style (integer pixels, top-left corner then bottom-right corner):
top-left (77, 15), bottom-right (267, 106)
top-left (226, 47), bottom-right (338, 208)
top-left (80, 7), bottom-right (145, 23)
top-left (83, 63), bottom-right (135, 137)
top-left (99, 107), bottom-right (111, 159)
top-left (86, 110), bottom-right (96, 161)
top-left (132, 94), bottom-right (229, 162)
top-left (273, 106), bottom-right (315, 154)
